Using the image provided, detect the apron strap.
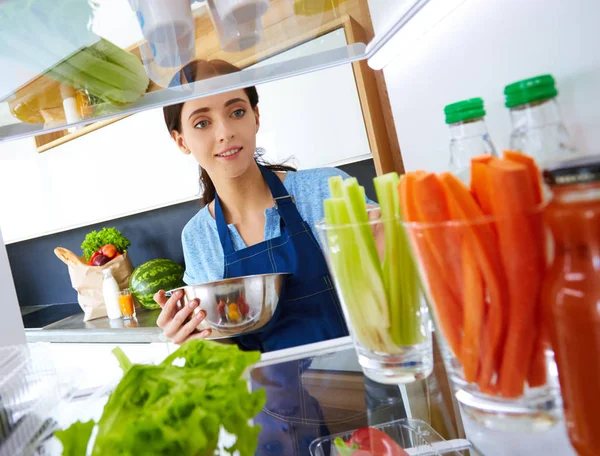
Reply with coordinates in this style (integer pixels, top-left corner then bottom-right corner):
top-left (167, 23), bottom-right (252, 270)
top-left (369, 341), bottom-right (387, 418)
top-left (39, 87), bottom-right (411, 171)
top-left (214, 165), bottom-right (305, 255)
top-left (214, 193), bottom-right (236, 255)
top-left (259, 165), bottom-right (304, 227)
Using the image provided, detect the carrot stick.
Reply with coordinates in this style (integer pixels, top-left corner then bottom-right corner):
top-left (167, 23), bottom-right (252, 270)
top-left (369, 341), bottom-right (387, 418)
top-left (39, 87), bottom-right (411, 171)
top-left (503, 150), bottom-right (543, 204)
top-left (487, 160), bottom-right (545, 398)
top-left (399, 173), bottom-right (420, 221)
top-left (399, 173), bottom-right (462, 356)
top-left (412, 173), bottom-right (464, 306)
top-left (504, 150), bottom-right (548, 388)
top-left (460, 239), bottom-right (485, 383)
top-left (471, 156), bottom-right (496, 215)
top-left (528, 327), bottom-right (548, 387)
top-left (439, 172), bottom-right (508, 392)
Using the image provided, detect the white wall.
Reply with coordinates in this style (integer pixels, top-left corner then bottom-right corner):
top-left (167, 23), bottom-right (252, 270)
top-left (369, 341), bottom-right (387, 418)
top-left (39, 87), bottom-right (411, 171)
top-left (368, 0), bottom-right (600, 173)
top-left (0, 30), bottom-right (370, 243)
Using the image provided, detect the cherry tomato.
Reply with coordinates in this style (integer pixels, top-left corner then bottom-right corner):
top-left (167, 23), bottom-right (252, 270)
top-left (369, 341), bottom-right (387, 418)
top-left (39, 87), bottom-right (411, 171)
top-left (348, 428), bottom-right (408, 456)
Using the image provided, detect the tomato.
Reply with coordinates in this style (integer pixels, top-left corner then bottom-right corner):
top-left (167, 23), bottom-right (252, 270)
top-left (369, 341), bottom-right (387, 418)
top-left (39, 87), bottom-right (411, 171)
top-left (100, 244), bottom-right (118, 258)
top-left (217, 300), bottom-right (227, 318)
top-left (348, 428), bottom-right (408, 456)
top-left (237, 295), bottom-right (249, 316)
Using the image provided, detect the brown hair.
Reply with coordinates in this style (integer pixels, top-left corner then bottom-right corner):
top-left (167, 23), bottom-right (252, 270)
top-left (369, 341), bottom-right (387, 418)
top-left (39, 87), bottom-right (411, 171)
top-left (163, 59), bottom-right (295, 205)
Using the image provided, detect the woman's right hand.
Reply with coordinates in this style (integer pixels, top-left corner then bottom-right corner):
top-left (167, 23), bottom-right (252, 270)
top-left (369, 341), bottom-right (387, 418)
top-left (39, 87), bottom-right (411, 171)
top-left (154, 289), bottom-right (212, 344)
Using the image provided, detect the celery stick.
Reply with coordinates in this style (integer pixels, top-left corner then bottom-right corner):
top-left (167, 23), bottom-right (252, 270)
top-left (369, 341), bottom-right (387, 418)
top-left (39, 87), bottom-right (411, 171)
top-left (396, 180), bottom-right (425, 346)
top-left (324, 177), bottom-right (397, 352)
top-left (326, 198), bottom-right (376, 349)
top-left (341, 180), bottom-right (393, 346)
top-left (374, 173), bottom-right (404, 346)
top-left (343, 179), bottom-right (384, 280)
top-left (328, 175), bottom-right (344, 199)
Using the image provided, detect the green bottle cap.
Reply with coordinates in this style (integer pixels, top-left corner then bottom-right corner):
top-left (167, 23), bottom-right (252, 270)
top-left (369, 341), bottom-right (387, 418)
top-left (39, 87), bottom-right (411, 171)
top-left (444, 98), bottom-right (486, 124)
top-left (504, 74), bottom-right (558, 108)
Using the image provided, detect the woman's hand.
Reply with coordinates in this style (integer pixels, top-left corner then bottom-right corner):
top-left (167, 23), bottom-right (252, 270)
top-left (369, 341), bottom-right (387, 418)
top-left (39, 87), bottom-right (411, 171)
top-left (154, 289), bottom-right (212, 344)
top-left (367, 206), bottom-right (386, 262)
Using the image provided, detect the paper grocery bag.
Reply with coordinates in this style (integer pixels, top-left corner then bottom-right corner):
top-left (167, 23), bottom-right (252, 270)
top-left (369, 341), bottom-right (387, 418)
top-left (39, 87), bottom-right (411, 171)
top-left (56, 249), bottom-right (134, 321)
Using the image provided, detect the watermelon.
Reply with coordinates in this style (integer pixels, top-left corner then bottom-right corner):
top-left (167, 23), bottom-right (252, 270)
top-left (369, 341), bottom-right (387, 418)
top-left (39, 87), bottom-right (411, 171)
top-left (129, 259), bottom-right (185, 310)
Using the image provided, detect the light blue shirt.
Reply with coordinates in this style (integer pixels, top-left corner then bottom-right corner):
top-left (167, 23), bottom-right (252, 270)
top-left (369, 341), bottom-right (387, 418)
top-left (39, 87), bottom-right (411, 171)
top-left (181, 167), bottom-right (366, 285)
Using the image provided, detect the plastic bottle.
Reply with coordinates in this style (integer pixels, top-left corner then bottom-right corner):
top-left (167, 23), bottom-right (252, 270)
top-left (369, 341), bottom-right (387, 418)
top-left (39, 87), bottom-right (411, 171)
top-left (103, 268), bottom-right (122, 320)
top-left (504, 74), bottom-right (577, 166)
top-left (444, 97), bottom-right (497, 172)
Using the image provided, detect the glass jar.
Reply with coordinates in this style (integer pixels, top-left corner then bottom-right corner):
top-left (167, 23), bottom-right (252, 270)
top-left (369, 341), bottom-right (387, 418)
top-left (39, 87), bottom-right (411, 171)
top-left (542, 155), bottom-right (600, 456)
top-left (505, 74), bottom-right (577, 166)
top-left (444, 97), bottom-right (497, 173)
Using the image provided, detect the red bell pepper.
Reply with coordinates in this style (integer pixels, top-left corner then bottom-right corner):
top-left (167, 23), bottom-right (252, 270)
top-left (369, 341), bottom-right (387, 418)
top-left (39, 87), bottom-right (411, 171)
top-left (349, 428), bottom-right (408, 456)
top-left (334, 428), bottom-right (409, 456)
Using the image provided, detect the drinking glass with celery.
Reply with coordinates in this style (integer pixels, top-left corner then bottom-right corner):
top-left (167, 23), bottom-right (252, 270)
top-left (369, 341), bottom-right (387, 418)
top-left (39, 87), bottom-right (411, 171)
top-left (316, 173), bottom-right (433, 384)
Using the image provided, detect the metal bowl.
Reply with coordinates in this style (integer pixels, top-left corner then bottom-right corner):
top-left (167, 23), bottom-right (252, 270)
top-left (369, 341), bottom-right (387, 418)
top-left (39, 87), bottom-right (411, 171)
top-left (166, 273), bottom-right (289, 339)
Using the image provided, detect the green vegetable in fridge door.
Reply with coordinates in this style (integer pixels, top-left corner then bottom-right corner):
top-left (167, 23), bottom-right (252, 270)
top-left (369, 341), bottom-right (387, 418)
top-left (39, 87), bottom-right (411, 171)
top-left (0, 2), bottom-right (149, 107)
top-left (112, 347), bottom-right (132, 373)
top-left (81, 227), bottom-right (131, 261)
top-left (46, 38), bottom-right (150, 106)
top-left (54, 420), bottom-right (94, 456)
top-left (55, 340), bottom-right (265, 456)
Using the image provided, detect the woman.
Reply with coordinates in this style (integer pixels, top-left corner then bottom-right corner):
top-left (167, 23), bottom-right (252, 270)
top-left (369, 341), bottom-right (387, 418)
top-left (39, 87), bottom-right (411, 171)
top-left (154, 59), bottom-right (368, 352)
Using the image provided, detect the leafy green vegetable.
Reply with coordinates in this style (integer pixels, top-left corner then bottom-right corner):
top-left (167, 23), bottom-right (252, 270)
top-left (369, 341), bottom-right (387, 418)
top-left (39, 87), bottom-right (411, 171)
top-left (54, 420), bottom-right (94, 456)
top-left (81, 227), bottom-right (131, 261)
top-left (56, 340), bottom-right (265, 456)
top-left (112, 347), bottom-right (132, 373)
top-left (333, 437), bottom-right (357, 456)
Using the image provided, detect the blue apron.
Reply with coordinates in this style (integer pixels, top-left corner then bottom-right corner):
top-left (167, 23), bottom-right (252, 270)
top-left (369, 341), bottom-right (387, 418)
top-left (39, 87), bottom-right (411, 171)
top-left (213, 165), bottom-right (348, 352)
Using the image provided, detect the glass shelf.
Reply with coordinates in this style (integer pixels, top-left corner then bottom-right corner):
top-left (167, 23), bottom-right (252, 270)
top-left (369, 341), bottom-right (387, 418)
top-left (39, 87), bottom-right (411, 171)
top-left (0, 0), bottom-right (425, 145)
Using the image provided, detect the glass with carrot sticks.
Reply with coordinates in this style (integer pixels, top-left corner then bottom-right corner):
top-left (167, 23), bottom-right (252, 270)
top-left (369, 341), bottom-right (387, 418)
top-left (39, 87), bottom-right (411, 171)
top-left (399, 152), bottom-right (562, 431)
top-left (316, 173), bottom-right (433, 385)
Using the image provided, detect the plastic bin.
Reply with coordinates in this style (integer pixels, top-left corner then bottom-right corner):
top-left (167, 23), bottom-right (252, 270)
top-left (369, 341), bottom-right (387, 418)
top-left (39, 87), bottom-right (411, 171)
top-left (310, 418), bottom-right (474, 456)
top-left (0, 344), bottom-right (67, 456)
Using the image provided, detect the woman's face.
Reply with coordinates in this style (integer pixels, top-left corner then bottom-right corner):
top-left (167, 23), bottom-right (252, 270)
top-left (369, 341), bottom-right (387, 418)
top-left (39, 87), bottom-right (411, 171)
top-left (174, 89), bottom-right (259, 181)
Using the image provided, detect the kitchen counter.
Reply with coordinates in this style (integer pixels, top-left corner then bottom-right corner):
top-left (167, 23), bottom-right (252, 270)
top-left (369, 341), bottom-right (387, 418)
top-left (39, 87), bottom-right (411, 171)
top-left (24, 306), bottom-right (164, 343)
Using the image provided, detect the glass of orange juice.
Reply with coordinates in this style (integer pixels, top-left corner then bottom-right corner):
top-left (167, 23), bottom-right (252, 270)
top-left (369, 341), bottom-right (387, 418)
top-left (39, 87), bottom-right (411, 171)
top-left (118, 288), bottom-right (136, 320)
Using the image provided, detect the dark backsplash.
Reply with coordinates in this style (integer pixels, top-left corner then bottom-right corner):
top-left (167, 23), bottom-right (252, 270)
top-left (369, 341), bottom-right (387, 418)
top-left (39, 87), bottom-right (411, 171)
top-left (7, 159), bottom-right (378, 308)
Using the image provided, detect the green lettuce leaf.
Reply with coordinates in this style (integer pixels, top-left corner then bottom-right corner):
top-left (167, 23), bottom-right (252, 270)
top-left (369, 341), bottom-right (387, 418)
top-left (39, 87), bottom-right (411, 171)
top-left (54, 419), bottom-right (95, 456)
top-left (57, 340), bottom-right (264, 456)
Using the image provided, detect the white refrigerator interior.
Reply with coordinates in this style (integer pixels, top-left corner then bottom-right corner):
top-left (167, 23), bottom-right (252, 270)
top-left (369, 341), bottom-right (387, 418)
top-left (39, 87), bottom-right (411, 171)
top-left (368, 0), bottom-right (600, 172)
top-left (0, 227), bottom-right (25, 346)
